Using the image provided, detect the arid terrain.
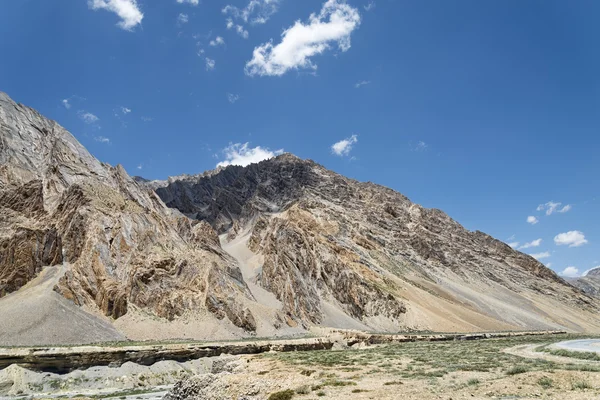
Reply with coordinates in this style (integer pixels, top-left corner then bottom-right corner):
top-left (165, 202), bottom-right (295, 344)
top-left (1, 333), bottom-right (600, 399)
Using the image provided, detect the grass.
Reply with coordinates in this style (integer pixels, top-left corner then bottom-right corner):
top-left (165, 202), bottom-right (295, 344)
top-left (571, 380), bottom-right (592, 390)
top-left (537, 376), bottom-right (553, 388)
top-left (506, 365), bottom-right (529, 375)
top-left (268, 389), bottom-right (295, 400)
top-left (543, 348), bottom-right (600, 361)
top-left (467, 378), bottom-right (480, 386)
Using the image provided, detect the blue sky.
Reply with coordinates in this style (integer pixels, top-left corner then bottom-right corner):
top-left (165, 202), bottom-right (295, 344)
top-left (1, 0), bottom-right (598, 278)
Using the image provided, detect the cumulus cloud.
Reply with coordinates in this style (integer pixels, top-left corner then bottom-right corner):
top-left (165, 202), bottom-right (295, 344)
top-left (227, 93), bottom-right (240, 103)
top-left (176, 0), bottom-right (199, 5)
top-left (529, 252), bottom-right (551, 260)
top-left (216, 143), bottom-right (284, 167)
top-left (245, 0), bottom-right (361, 77)
top-left (354, 80), bottom-right (370, 88)
top-left (527, 216), bottom-right (538, 225)
top-left (331, 135), bottom-right (358, 156)
top-left (88, 0), bottom-right (143, 30)
top-left (519, 238), bottom-right (542, 250)
top-left (210, 36), bottom-right (226, 47)
top-left (79, 111), bottom-right (100, 124)
top-left (537, 201), bottom-right (572, 216)
top-left (205, 58), bottom-right (216, 70)
top-left (560, 266), bottom-right (580, 278)
top-left (222, 0), bottom-right (281, 25)
top-left (554, 231), bottom-right (588, 247)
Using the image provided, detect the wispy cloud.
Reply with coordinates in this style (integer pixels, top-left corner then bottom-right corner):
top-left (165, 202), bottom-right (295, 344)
top-left (527, 216), bottom-right (538, 225)
top-left (411, 141), bottom-right (428, 152)
top-left (121, 106), bottom-right (132, 114)
top-left (354, 80), bottom-right (370, 88)
top-left (507, 242), bottom-right (519, 249)
top-left (88, 0), bottom-right (143, 31)
top-left (331, 134), bottom-right (358, 156)
top-left (94, 136), bottom-right (110, 144)
top-left (226, 18), bottom-right (249, 39)
top-left (205, 58), bottom-right (216, 70)
top-left (78, 111), bottom-right (100, 124)
top-left (176, 0), bottom-right (199, 5)
top-left (62, 99), bottom-right (71, 109)
top-left (245, 0), bottom-right (361, 77)
top-left (364, 1), bottom-right (375, 11)
top-left (537, 201), bottom-right (572, 216)
top-left (227, 93), bottom-right (240, 103)
top-left (519, 238), bottom-right (542, 250)
top-left (554, 231), bottom-right (588, 247)
top-left (529, 252), bottom-right (551, 260)
top-left (216, 143), bottom-right (283, 167)
top-left (141, 116), bottom-right (153, 122)
top-left (177, 13), bottom-right (189, 25)
top-left (210, 36), bottom-right (226, 47)
top-left (222, 0), bottom-right (281, 25)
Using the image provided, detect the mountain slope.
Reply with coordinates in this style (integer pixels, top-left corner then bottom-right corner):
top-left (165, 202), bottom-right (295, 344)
top-left (152, 154), bottom-right (600, 332)
top-left (0, 92), bottom-right (261, 345)
top-left (570, 268), bottom-right (600, 298)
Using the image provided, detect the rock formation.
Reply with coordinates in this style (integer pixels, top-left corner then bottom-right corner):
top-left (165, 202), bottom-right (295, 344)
top-left (0, 92), bottom-right (257, 345)
top-left (570, 268), bottom-right (600, 298)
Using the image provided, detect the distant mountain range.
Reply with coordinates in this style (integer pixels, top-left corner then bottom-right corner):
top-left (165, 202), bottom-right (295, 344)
top-left (1, 91), bottom-right (599, 346)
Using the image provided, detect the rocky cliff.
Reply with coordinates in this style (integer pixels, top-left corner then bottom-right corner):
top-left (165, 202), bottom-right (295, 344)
top-left (570, 268), bottom-right (600, 298)
top-left (0, 92), bottom-right (258, 345)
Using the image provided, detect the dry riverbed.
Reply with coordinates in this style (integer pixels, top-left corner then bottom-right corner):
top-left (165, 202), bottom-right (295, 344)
top-left (2, 333), bottom-right (600, 399)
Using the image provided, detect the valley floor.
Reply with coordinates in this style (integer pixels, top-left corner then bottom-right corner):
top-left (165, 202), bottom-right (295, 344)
top-left (2, 334), bottom-right (600, 399)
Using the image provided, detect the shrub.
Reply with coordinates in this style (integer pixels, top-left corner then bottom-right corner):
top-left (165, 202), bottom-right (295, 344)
top-left (268, 389), bottom-right (295, 400)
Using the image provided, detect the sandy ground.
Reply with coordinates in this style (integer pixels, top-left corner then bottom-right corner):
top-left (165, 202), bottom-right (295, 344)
top-left (0, 265), bottom-right (124, 346)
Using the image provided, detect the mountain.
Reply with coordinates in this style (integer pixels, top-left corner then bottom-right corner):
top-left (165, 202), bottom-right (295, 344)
top-left (570, 268), bottom-right (600, 298)
top-left (150, 154), bottom-right (600, 333)
top-left (0, 91), bottom-right (599, 346)
top-left (0, 92), bottom-right (258, 345)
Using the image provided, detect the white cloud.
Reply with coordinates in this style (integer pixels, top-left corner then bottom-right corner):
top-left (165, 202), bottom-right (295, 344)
top-left (529, 252), bottom-right (551, 260)
top-left (94, 136), bottom-right (110, 144)
top-left (62, 99), bottom-right (71, 109)
top-left (141, 116), bottom-right (153, 122)
top-left (508, 242), bottom-right (519, 249)
top-left (137, 164), bottom-right (143, 170)
top-left (537, 201), bottom-right (572, 216)
top-left (176, 0), bottom-right (199, 5)
top-left (216, 143), bottom-right (284, 167)
top-left (79, 111), bottom-right (100, 124)
top-left (527, 216), bottom-right (538, 225)
top-left (88, 0), bottom-right (143, 31)
top-left (205, 58), bottom-right (216, 70)
top-left (354, 80), bottom-right (370, 88)
top-left (121, 106), bottom-right (132, 114)
top-left (554, 231), bottom-right (588, 247)
top-left (364, 1), bottom-right (375, 11)
top-left (331, 134), bottom-right (358, 156)
top-left (210, 36), bottom-right (226, 47)
top-left (519, 238), bottom-right (542, 249)
top-left (177, 13), bottom-right (189, 24)
top-left (226, 18), bottom-right (250, 39)
top-left (560, 266), bottom-right (580, 278)
top-left (222, 0), bottom-right (281, 25)
top-left (245, 0), bottom-right (361, 77)
top-left (227, 93), bottom-right (240, 103)
top-left (412, 141), bottom-right (428, 152)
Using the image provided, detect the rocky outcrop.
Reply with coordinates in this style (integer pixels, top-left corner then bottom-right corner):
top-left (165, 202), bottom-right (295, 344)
top-left (0, 91), bottom-right (256, 336)
top-left (570, 268), bottom-right (600, 298)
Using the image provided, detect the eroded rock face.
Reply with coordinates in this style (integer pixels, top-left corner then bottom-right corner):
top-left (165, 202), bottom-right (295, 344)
top-left (570, 268), bottom-right (600, 298)
top-left (0, 92), bottom-right (256, 332)
top-left (152, 153), bottom-right (600, 332)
